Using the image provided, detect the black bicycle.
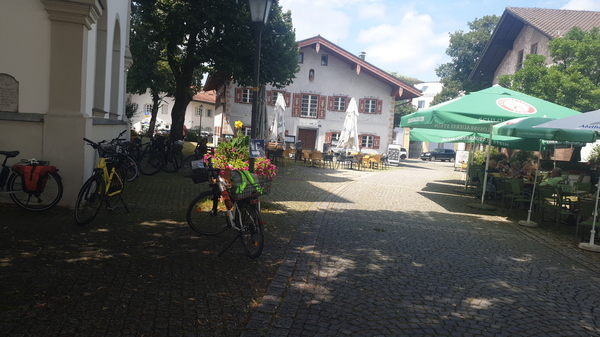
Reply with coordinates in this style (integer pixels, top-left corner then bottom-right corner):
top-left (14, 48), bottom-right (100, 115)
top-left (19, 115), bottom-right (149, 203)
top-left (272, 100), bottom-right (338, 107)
top-left (0, 151), bottom-right (63, 211)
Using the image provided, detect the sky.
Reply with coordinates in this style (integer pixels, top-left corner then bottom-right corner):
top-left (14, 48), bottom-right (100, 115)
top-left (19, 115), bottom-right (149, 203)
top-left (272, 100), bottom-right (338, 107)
top-left (279, 0), bottom-right (600, 82)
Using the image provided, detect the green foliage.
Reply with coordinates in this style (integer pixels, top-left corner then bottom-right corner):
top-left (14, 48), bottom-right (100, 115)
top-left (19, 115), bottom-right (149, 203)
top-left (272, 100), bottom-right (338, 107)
top-left (125, 95), bottom-right (138, 119)
top-left (132, 0), bottom-right (299, 141)
top-left (433, 15), bottom-right (500, 103)
top-left (393, 100), bottom-right (417, 127)
top-left (499, 27), bottom-right (600, 112)
top-left (204, 134), bottom-right (277, 179)
top-left (512, 150), bottom-right (538, 164)
top-left (472, 147), bottom-right (501, 165)
top-left (388, 72), bottom-right (423, 86)
top-left (586, 143), bottom-right (600, 163)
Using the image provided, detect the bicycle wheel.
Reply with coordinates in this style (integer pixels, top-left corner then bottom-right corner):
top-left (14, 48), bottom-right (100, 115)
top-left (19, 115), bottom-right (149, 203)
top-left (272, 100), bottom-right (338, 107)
top-left (238, 201), bottom-right (264, 258)
top-left (139, 149), bottom-right (164, 175)
top-left (75, 175), bottom-right (105, 225)
top-left (8, 171), bottom-right (63, 211)
top-left (186, 191), bottom-right (230, 235)
top-left (180, 154), bottom-right (199, 178)
top-left (163, 150), bottom-right (183, 173)
top-left (121, 155), bottom-right (139, 182)
top-left (105, 169), bottom-right (124, 210)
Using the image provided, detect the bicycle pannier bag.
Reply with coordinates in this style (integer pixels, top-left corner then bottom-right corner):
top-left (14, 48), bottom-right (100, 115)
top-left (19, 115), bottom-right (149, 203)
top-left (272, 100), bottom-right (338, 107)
top-left (230, 170), bottom-right (263, 199)
top-left (12, 164), bottom-right (57, 193)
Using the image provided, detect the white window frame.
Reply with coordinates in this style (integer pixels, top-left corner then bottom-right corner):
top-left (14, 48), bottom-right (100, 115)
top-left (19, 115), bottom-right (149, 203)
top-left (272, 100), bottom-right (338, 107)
top-left (161, 105), bottom-right (168, 114)
top-left (144, 104), bottom-right (152, 116)
top-left (333, 97), bottom-right (346, 111)
top-left (206, 109), bottom-right (212, 117)
top-left (417, 100), bottom-right (425, 109)
top-left (301, 94), bottom-right (318, 118)
top-left (361, 135), bottom-right (374, 148)
top-left (195, 106), bottom-right (203, 116)
top-left (242, 89), bottom-right (252, 103)
top-left (364, 99), bottom-right (377, 113)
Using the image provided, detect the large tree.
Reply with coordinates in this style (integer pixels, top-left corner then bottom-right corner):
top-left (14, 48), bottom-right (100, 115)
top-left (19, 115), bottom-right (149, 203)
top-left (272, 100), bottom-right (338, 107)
top-left (127, 2), bottom-right (174, 136)
top-left (432, 15), bottom-right (499, 106)
top-left (498, 27), bottom-right (600, 112)
top-left (133, 0), bottom-right (299, 141)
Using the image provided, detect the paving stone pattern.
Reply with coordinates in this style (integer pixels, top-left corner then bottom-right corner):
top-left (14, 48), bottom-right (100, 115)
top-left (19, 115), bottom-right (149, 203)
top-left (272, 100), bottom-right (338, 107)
top-left (244, 162), bottom-right (600, 337)
top-left (2, 161), bottom-right (600, 336)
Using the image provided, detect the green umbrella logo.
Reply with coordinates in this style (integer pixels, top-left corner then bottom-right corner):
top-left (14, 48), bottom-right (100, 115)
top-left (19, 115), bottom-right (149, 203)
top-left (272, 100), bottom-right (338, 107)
top-left (496, 98), bottom-right (537, 114)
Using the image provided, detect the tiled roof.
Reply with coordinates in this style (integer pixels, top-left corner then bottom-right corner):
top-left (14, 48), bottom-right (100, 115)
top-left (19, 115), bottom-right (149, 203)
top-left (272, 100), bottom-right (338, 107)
top-left (470, 7), bottom-right (600, 82)
top-left (298, 36), bottom-right (421, 100)
top-left (507, 7), bottom-right (600, 38)
top-left (192, 90), bottom-right (217, 104)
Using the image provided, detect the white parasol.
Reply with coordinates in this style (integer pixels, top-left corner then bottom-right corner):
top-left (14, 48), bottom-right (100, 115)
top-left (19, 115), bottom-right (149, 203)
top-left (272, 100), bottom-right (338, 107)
top-left (270, 93), bottom-right (286, 142)
top-left (335, 97), bottom-right (360, 152)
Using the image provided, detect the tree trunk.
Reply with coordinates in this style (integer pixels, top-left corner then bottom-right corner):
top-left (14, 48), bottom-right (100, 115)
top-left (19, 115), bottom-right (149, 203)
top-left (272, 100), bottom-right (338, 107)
top-left (147, 91), bottom-right (160, 137)
top-left (170, 83), bottom-right (192, 142)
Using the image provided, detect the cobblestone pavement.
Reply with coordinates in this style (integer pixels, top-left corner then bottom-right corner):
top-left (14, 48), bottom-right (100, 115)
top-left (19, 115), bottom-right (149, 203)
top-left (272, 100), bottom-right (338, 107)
top-left (243, 161), bottom-right (600, 337)
top-left (2, 160), bottom-right (600, 336)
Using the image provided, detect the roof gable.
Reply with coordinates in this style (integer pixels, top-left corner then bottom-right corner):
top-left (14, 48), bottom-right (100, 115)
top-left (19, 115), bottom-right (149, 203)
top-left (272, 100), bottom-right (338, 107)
top-left (470, 7), bottom-right (600, 82)
top-left (507, 7), bottom-right (600, 39)
top-left (298, 36), bottom-right (421, 100)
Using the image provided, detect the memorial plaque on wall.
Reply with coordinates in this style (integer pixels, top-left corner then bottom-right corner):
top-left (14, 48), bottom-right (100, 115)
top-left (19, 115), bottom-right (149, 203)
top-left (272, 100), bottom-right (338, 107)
top-left (0, 74), bottom-right (18, 112)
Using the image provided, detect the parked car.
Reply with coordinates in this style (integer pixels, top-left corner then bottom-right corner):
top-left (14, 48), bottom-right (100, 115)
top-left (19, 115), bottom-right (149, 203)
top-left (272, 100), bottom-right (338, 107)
top-left (420, 148), bottom-right (456, 162)
top-left (399, 148), bottom-right (407, 160)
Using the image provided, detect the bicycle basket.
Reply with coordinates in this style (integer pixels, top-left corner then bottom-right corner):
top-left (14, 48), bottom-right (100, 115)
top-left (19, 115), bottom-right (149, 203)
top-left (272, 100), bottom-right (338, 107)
top-left (190, 160), bottom-right (209, 184)
top-left (229, 170), bottom-right (272, 200)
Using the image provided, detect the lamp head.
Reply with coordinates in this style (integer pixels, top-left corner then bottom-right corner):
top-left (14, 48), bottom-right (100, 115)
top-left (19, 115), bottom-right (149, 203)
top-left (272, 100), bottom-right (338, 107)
top-left (248, 0), bottom-right (272, 25)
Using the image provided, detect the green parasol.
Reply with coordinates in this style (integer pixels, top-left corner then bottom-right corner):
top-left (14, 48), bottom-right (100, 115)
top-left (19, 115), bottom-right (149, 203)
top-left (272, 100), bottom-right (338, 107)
top-left (400, 86), bottom-right (581, 133)
top-left (408, 128), bottom-right (586, 151)
top-left (492, 116), bottom-right (596, 143)
top-left (401, 85), bottom-right (584, 207)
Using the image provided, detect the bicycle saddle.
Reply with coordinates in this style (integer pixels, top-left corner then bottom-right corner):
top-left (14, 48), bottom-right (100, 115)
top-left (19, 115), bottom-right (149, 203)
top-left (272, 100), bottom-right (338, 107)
top-left (0, 151), bottom-right (20, 158)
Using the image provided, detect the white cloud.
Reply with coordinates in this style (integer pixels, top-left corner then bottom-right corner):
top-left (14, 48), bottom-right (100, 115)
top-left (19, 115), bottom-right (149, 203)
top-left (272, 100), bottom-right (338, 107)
top-left (355, 10), bottom-right (450, 80)
top-left (561, 0), bottom-right (600, 10)
top-left (357, 2), bottom-right (386, 19)
top-left (280, 0), bottom-right (353, 41)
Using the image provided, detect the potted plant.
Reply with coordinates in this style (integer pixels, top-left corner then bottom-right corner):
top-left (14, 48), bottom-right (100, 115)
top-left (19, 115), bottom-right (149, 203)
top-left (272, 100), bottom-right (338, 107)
top-left (204, 122), bottom-right (277, 181)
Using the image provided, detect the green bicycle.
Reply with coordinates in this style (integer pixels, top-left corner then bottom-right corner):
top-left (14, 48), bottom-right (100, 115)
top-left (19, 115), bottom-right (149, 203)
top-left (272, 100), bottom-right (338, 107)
top-left (75, 138), bottom-right (130, 225)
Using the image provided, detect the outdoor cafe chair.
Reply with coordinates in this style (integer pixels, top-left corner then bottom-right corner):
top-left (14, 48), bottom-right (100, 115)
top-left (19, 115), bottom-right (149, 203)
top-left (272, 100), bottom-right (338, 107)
top-left (268, 148), bottom-right (284, 165)
top-left (368, 154), bottom-right (383, 169)
top-left (322, 153), bottom-right (334, 169)
top-left (336, 153), bottom-right (351, 169)
top-left (576, 199), bottom-right (599, 241)
top-left (537, 186), bottom-right (561, 226)
top-left (310, 151), bottom-right (323, 167)
top-left (507, 178), bottom-right (532, 215)
top-left (301, 150), bottom-right (312, 164)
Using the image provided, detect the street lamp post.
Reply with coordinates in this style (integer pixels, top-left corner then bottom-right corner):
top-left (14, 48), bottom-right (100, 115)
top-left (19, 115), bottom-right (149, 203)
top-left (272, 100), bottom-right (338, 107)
top-left (248, 0), bottom-right (272, 173)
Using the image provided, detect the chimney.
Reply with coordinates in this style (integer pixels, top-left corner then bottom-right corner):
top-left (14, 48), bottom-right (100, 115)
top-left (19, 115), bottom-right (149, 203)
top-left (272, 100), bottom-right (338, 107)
top-left (358, 52), bottom-right (366, 61)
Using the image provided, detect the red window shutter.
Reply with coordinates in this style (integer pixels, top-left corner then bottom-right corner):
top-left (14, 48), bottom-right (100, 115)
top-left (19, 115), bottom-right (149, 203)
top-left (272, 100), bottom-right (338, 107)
top-left (358, 98), bottom-right (365, 113)
top-left (266, 90), bottom-right (273, 106)
top-left (235, 88), bottom-right (243, 103)
top-left (373, 136), bottom-right (380, 149)
top-left (317, 95), bottom-right (327, 119)
top-left (284, 92), bottom-right (291, 106)
top-left (327, 96), bottom-right (334, 110)
top-left (325, 132), bottom-right (332, 143)
top-left (292, 93), bottom-right (302, 117)
top-left (376, 99), bottom-right (383, 114)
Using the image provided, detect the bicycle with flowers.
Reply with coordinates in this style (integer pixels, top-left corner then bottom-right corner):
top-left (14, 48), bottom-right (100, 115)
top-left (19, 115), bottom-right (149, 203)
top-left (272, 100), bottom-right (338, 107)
top-left (186, 130), bottom-right (276, 258)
